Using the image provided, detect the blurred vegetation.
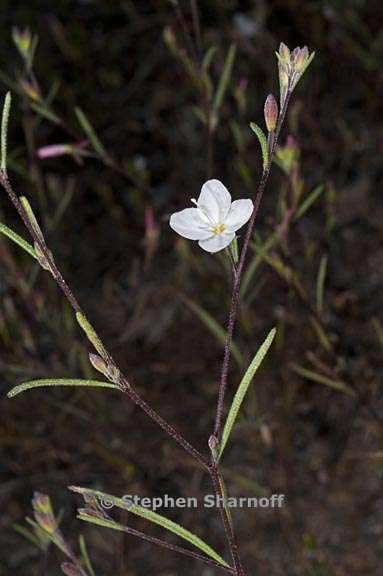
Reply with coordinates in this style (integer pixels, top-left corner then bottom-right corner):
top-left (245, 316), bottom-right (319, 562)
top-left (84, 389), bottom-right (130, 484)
top-left (0, 1), bottom-right (382, 575)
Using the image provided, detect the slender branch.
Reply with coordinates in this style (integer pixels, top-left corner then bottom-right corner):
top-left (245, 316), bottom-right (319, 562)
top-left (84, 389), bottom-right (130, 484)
top-left (213, 91), bottom-right (292, 441)
top-left (0, 170), bottom-right (209, 473)
top-left (101, 513), bottom-right (235, 574)
top-left (209, 464), bottom-right (244, 575)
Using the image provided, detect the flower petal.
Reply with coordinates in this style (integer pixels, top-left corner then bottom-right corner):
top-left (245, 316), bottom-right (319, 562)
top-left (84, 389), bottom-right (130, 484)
top-left (197, 179), bottom-right (232, 223)
top-left (169, 208), bottom-right (212, 240)
top-left (198, 232), bottom-right (235, 253)
top-left (224, 199), bottom-right (253, 233)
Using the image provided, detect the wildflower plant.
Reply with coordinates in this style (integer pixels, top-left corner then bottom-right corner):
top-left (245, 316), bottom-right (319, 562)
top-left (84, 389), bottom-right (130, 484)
top-left (0, 36), bottom-right (314, 576)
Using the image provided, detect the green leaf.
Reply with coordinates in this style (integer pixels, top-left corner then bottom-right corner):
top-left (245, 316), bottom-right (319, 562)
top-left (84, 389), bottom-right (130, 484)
top-left (202, 46), bottom-right (217, 72)
top-left (77, 512), bottom-right (124, 532)
top-left (1, 92), bottom-right (11, 172)
top-left (229, 236), bottom-right (239, 264)
top-left (0, 221), bottom-right (37, 259)
top-left (213, 44), bottom-right (236, 113)
top-left (316, 254), bottom-right (327, 314)
top-left (7, 379), bottom-right (119, 398)
top-left (291, 363), bottom-right (356, 397)
top-left (19, 196), bottom-right (44, 240)
top-left (250, 123), bottom-right (268, 170)
top-left (76, 312), bottom-right (107, 357)
top-left (79, 535), bottom-right (96, 576)
top-left (30, 102), bottom-right (61, 124)
top-left (74, 107), bottom-right (108, 160)
top-left (219, 328), bottom-right (276, 459)
top-left (184, 298), bottom-right (243, 366)
top-left (294, 185), bottom-right (324, 221)
top-left (241, 233), bottom-right (277, 297)
top-left (71, 487), bottom-right (229, 568)
top-left (13, 523), bottom-right (42, 549)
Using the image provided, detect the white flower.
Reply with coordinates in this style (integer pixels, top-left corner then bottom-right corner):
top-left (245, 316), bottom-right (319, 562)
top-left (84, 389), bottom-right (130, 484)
top-left (169, 179), bottom-right (254, 253)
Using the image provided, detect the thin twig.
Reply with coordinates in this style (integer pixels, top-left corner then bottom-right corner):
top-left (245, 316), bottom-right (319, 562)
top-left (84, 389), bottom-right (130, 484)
top-left (213, 90), bottom-right (292, 441)
top-left (0, 170), bottom-right (209, 472)
top-left (102, 513), bottom-right (235, 573)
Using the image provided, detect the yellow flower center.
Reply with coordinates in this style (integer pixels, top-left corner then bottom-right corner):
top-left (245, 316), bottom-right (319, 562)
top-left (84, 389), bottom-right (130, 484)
top-left (211, 223), bottom-right (225, 235)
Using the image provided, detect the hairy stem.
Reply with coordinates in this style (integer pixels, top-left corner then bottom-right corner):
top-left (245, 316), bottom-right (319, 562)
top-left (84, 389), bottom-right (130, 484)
top-left (0, 171), bottom-right (209, 473)
top-left (213, 91), bottom-right (291, 441)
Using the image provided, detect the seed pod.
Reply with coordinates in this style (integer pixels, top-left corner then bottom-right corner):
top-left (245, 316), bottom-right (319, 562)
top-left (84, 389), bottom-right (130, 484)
top-left (264, 94), bottom-right (278, 132)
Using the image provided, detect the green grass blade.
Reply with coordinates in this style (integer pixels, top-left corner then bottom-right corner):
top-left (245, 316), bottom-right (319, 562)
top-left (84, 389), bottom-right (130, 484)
top-left (213, 44), bottom-right (236, 113)
top-left (30, 102), bottom-right (61, 124)
top-left (0, 221), bottom-right (37, 259)
top-left (219, 328), bottom-right (276, 459)
top-left (184, 298), bottom-right (243, 366)
top-left (7, 379), bottom-right (119, 398)
top-left (74, 107), bottom-right (108, 160)
top-left (316, 254), bottom-right (328, 314)
top-left (291, 363), bottom-right (356, 397)
top-left (294, 185), bottom-right (324, 221)
top-left (79, 535), bottom-right (96, 576)
top-left (241, 233), bottom-right (277, 297)
top-left (71, 487), bottom-right (229, 567)
top-left (250, 122), bottom-right (268, 170)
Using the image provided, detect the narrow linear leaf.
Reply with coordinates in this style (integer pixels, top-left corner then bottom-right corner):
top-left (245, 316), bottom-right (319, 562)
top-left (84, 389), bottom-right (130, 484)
top-left (77, 513), bottom-right (124, 532)
top-left (0, 222), bottom-right (37, 259)
top-left (291, 363), bottom-right (356, 397)
top-left (202, 46), bottom-right (218, 72)
top-left (30, 102), bottom-right (61, 124)
top-left (19, 196), bottom-right (44, 239)
top-left (250, 123), bottom-right (268, 170)
top-left (7, 379), bottom-right (119, 398)
top-left (184, 298), bottom-right (243, 366)
top-left (294, 185), bottom-right (324, 221)
top-left (371, 317), bottom-right (383, 350)
top-left (213, 44), bottom-right (236, 113)
top-left (78, 535), bottom-right (96, 576)
top-left (316, 254), bottom-right (328, 314)
top-left (241, 233), bottom-right (277, 297)
top-left (74, 107), bottom-right (108, 160)
top-left (1, 92), bottom-right (11, 172)
top-left (71, 487), bottom-right (229, 568)
top-left (219, 328), bottom-right (276, 459)
top-left (76, 312), bottom-right (107, 357)
top-left (13, 523), bottom-right (42, 548)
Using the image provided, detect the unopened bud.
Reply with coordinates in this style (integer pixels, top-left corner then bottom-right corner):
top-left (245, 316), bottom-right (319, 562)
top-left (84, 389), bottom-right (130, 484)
top-left (32, 492), bottom-right (53, 515)
top-left (278, 42), bottom-right (290, 65)
top-left (19, 79), bottom-right (41, 102)
top-left (208, 435), bottom-right (219, 461)
top-left (12, 27), bottom-right (32, 59)
top-left (89, 353), bottom-right (120, 383)
top-left (34, 242), bottom-right (53, 272)
top-left (264, 94), bottom-right (278, 132)
top-left (295, 46), bottom-right (309, 72)
top-left (61, 563), bottom-right (84, 576)
top-left (34, 510), bottom-right (57, 534)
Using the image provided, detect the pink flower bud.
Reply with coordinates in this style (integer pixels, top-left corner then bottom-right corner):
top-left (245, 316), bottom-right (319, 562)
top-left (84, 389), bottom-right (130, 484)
top-left (61, 563), bottom-right (84, 576)
top-left (264, 94), bottom-right (278, 132)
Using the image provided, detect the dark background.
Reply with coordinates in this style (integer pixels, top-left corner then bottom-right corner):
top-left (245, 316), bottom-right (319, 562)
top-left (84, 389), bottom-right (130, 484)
top-left (0, 1), bottom-right (382, 574)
